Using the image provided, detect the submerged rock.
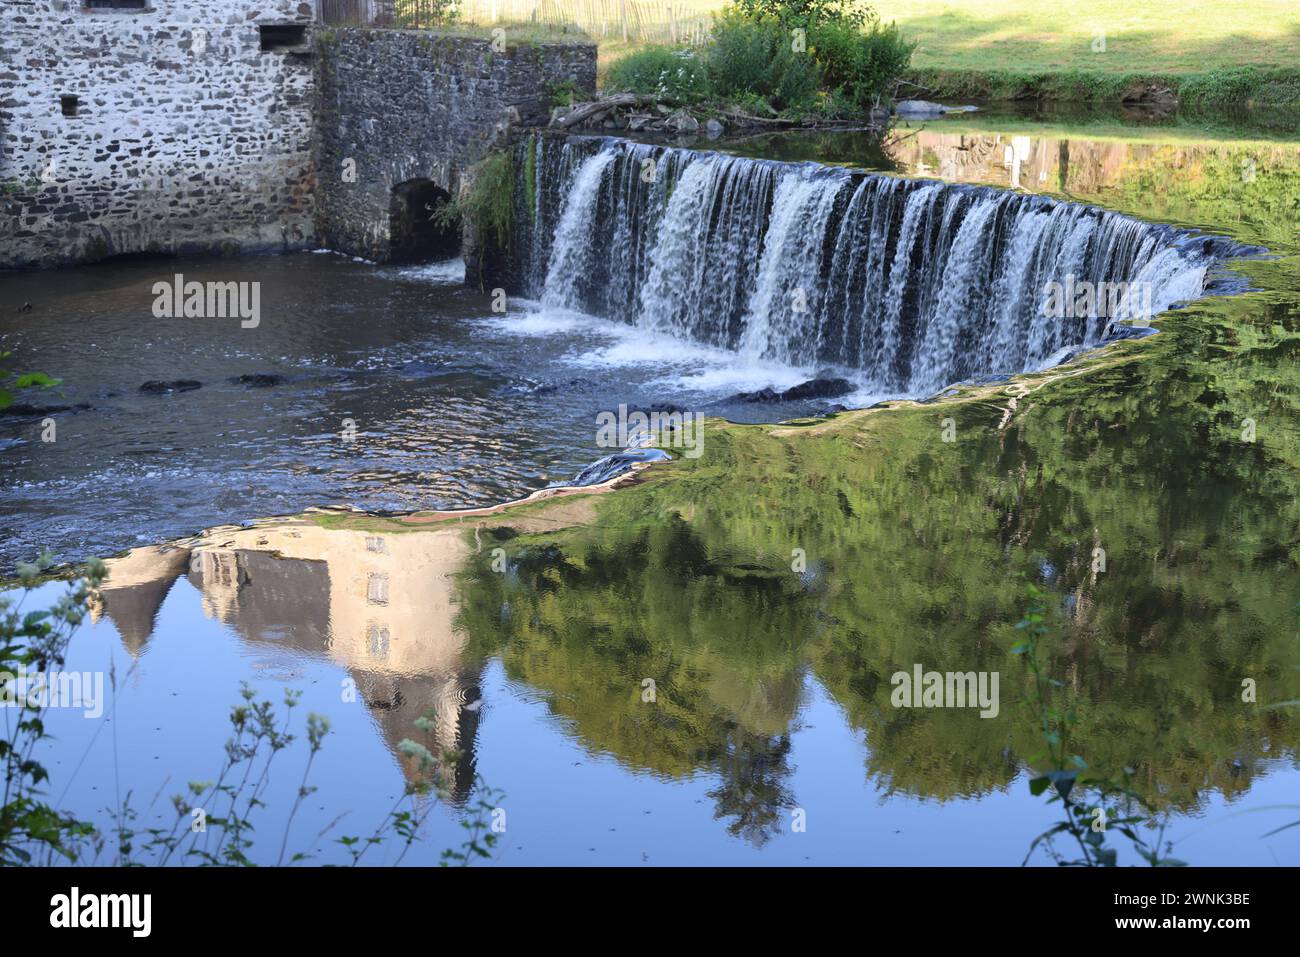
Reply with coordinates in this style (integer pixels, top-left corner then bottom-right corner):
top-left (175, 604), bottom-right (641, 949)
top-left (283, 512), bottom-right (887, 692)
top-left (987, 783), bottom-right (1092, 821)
top-left (894, 100), bottom-right (977, 117)
top-left (139, 380), bottom-right (201, 394)
top-left (622, 401), bottom-right (691, 416)
top-left (511, 376), bottom-right (592, 396)
top-left (394, 360), bottom-right (447, 379)
top-left (731, 377), bottom-right (855, 403)
top-left (1103, 320), bottom-right (1158, 341)
top-left (228, 373), bottom-right (285, 388)
top-left (0, 401), bottom-right (90, 417)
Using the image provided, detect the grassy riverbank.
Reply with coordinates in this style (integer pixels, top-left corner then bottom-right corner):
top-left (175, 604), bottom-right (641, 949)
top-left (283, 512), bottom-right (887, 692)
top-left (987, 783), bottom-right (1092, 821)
top-left (584, 0), bottom-right (1300, 104)
top-left (855, 0), bottom-right (1300, 105)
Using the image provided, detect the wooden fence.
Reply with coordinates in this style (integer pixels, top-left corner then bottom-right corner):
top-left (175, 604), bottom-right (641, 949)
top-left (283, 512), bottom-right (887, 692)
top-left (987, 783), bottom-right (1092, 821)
top-left (319, 0), bottom-right (720, 46)
top-left (455, 0), bottom-right (716, 46)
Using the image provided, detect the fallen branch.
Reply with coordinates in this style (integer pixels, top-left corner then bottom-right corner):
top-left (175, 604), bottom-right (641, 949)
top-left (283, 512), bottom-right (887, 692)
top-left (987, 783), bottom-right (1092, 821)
top-left (881, 126), bottom-right (921, 149)
top-left (717, 107), bottom-right (794, 127)
top-left (551, 93), bottom-right (658, 129)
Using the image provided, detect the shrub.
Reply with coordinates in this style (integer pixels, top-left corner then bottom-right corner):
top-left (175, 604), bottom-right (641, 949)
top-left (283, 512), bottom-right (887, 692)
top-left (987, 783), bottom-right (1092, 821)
top-left (605, 46), bottom-right (711, 105)
top-left (453, 150), bottom-right (513, 252)
top-left (734, 0), bottom-right (875, 30)
top-left (706, 9), bottom-right (823, 114)
top-left (0, 556), bottom-right (104, 864)
top-left (810, 18), bottom-right (915, 109)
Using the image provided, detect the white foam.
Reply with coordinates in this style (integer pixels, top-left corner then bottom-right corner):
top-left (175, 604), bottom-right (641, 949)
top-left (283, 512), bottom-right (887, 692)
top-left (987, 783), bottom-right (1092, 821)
top-left (653, 362), bottom-right (816, 395)
top-left (487, 302), bottom-right (822, 400)
top-left (394, 258), bottom-right (466, 284)
top-left (481, 303), bottom-right (606, 337)
top-left (839, 386), bottom-right (911, 409)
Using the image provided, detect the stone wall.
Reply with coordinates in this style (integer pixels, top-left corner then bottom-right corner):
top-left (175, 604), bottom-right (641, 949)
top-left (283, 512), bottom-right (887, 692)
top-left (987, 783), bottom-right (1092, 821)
top-left (0, 8), bottom-right (596, 270)
top-left (0, 0), bottom-right (317, 269)
top-left (313, 28), bottom-right (596, 262)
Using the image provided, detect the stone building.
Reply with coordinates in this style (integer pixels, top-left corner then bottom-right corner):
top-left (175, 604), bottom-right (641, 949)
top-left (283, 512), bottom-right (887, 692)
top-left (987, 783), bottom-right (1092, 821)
top-left (1, 0), bottom-right (317, 268)
top-left (0, 0), bottom-right (598, 269)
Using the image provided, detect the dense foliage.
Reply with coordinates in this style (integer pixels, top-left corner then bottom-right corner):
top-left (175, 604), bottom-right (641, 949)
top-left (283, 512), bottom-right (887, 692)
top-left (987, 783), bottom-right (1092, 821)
top-left (706, 9), bottom-right (824, 113)
top-left (603, 0), bottom-right (915, 117)
top-left (604, 46), bottom-right (711, 105)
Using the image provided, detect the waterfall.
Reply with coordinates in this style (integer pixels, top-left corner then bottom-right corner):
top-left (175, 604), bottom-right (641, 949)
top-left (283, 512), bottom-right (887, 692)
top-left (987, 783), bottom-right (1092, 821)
top-left (513, 135), bottom-right (1248, 397)
top-left (540, 150), bottom-right (615, 311)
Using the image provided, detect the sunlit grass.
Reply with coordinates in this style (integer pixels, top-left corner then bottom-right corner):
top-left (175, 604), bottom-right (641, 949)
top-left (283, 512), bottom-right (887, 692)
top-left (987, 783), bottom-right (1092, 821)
top-left (869, 0), bottom-right (1300, 74)
top-left (566, 0), bottom-right (1300, 76)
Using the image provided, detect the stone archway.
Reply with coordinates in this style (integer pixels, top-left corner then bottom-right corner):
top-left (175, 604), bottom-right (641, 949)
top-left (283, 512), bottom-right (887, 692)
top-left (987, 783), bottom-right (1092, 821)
top-left (388, 179), bottom-right (460, 263)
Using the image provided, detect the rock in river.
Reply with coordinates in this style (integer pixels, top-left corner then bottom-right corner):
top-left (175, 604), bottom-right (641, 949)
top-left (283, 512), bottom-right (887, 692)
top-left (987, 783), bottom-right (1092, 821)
top-left (139, 380), bottom-right (202, 394)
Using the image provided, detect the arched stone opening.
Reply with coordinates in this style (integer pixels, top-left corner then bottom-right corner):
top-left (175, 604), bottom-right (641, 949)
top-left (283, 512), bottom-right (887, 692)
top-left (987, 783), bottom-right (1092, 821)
top-left (388, 179), bottom-right (460, 264)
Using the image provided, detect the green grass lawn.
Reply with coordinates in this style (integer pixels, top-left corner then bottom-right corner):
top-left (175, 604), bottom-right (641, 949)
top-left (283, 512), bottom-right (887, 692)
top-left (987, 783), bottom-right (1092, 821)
top-left (871, 0), bottom-right (1300, 74)
top-left (581, 0), bottom-right (1300, 102)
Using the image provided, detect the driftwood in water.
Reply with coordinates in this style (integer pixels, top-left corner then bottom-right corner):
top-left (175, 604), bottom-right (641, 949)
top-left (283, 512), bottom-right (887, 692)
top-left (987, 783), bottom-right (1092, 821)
top-left (551, 93), bottom-right (657, 129)
top-left (551, 94), bottom-right (888, 134)
top-left (717, 108), bottom-right (802, 128)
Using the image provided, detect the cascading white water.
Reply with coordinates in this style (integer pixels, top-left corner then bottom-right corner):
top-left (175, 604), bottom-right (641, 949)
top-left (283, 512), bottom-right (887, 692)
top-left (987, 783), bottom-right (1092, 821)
top-left (909, 195), bottom-right (1003, 393)
top-left (517, 136), bottom-right (1242, 398)
top-left (637, 160), bottom-right (724, 339)
top-left (540, 151), bottom-right (615, 311)
top-left (738, 173), bottom-right (847, 362)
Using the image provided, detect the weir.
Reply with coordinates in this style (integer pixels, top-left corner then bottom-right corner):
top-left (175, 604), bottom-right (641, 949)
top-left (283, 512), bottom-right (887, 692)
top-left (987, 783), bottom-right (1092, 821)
top-left (511, 135), bottom-right (1252, 396)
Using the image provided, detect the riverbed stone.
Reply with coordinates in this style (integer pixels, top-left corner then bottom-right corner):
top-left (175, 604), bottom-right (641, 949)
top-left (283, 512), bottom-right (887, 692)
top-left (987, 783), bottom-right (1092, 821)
top-left (139, 380), bottom-right (203, 394)
top-left (665, 110), bottom-right (699, 133)
top-left (894, 99), bottom-right (977, 117)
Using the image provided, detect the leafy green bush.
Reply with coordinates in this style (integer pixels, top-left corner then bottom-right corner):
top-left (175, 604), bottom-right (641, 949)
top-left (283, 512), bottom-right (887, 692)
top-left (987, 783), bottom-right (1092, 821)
top-left (810, 18), bottom-right (915, 109)
top-left (605, 46), bottom-right (711, 105)
top-left (595, 0), bottom-right (914, 119)
top-left (706, 9), bottom-right (823, 114)
top-left (734, 0), bottom-right (875, 30)
top-left (442, 150), bottom-right (513, 253)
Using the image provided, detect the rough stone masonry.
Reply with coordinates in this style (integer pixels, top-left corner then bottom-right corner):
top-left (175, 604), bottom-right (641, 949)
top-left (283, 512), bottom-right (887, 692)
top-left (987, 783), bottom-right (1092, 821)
top-left (314, 27), bottom-right (596, 262)
top-left (0, 2), bottom-right (596, 269)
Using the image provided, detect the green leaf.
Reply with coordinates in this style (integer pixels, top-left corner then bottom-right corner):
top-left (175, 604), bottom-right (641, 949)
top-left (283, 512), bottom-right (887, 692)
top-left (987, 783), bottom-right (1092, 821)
top-left (14, 372), bottom-right (60, 389)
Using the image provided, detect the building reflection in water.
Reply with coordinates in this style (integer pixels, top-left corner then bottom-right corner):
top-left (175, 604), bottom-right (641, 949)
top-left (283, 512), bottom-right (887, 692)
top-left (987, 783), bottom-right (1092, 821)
top-left (90, 520), bottom-right (484, 804)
